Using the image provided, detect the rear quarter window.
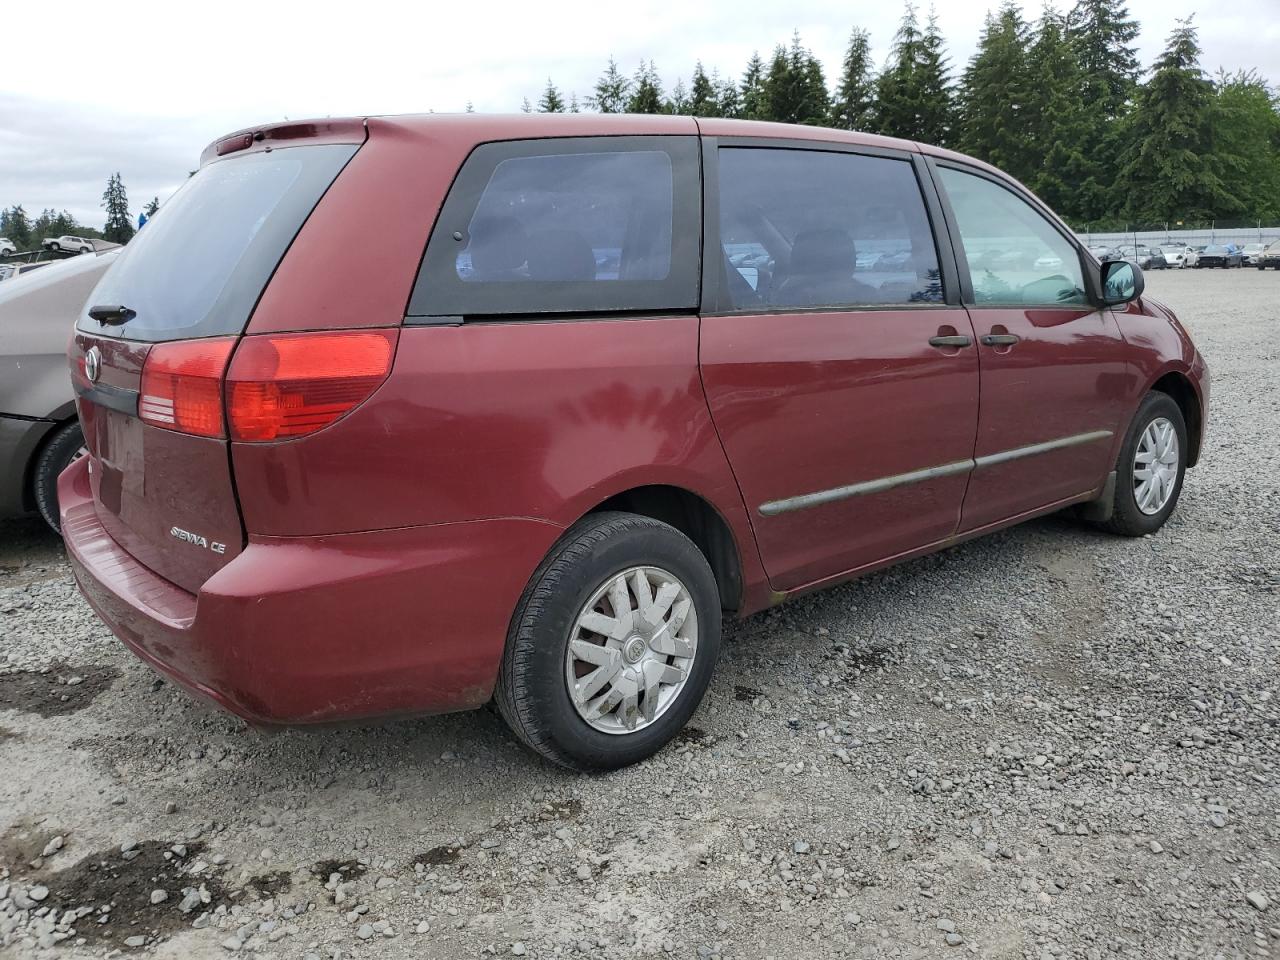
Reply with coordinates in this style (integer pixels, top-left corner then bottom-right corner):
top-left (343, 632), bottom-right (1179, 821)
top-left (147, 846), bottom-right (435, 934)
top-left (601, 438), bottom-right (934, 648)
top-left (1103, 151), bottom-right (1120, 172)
top-left (79, 144), bottom-right (357, 342)
top-left (409, 136), bottom-right (700, 318)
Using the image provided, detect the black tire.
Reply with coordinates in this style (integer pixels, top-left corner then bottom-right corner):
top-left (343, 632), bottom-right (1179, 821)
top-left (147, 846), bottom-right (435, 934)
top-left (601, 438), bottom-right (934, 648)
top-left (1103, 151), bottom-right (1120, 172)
top-left (32, 421), bottom-right (85, 533)
top-left (495, 511), bottom-right (721, 771)
top-left (79, 246), bottom-right (90, 254)
top-left (50, 242), bottom-right (61, 251)
top-left (1097, 392), bottom-right (1188, 537)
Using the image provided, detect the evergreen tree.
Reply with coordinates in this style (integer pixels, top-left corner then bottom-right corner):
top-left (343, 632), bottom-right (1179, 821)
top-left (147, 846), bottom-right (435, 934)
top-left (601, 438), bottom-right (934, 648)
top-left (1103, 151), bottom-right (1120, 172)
top-left (520, 97), bottom-right (533, 114)
top-left (591, 57), bottom-right (632, 113)
top-left (831, 27), bottom-right (876, 130)
top-left (1067, 0), bottom-right (1140, 122)
top-left (143, 197), bottom-right (161, 217)
top-left (759, 33), bottom-right (830, 125)
top-left (568, 93), bottom-right (581, 113)
top-left (957, 3), bottom-right (1033, 180)
top-left (1114, 19), bottom-right (1237, 220)
top-left (1, 205), bottom-right (32, 249)
top-left (717, 70), bottom-right (741, 118)
top-left (874, 3), bottom-right (952, 143)
top-left (1213, 70), bottom-right (1280, 219)
top-left (690, 62), bottom-right (719, 117)
top-left (465, 101), bottom-right (475, 113)
top-left (627, 61), bottom-right (665, 114)
top-left (917, 9), bottom-right (954, 145)
top-left (740, 52), bottom-right (766, 120)
top-left (101, 174), bottom-right (134, 245)
top-left (538, 79), bottom-right (566, 113)
top-left (1021, 7), bottom-right (1094, 217)
top-left (667, 77), bottom-right (691, 115)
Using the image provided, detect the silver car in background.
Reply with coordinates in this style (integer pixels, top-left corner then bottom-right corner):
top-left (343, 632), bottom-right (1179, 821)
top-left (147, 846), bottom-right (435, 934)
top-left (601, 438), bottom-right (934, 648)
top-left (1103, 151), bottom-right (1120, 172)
top-left (0, 249), bottom-right (119, 530)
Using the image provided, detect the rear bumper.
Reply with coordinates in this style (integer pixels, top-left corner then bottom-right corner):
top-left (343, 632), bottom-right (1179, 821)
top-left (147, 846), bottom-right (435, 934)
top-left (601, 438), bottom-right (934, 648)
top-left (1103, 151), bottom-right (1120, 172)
top-left (59, 457), bottom-right (563, 725)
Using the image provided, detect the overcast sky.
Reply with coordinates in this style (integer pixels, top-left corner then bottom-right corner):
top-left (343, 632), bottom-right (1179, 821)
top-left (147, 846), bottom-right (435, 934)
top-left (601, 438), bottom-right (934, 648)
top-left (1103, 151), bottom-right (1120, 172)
top-left (2, 0), bottom-right (1277, 227)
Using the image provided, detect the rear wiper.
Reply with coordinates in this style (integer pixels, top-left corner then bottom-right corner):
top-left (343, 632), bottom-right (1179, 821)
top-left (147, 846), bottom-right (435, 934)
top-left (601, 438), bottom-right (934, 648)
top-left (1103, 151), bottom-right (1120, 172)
top-left (87, 304), bottom-right (136, 326)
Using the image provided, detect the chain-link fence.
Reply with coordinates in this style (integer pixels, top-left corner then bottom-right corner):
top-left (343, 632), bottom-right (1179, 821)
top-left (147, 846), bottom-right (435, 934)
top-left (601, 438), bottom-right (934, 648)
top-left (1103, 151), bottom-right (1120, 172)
top-left (1070, 219), bottom-right (1280, 248)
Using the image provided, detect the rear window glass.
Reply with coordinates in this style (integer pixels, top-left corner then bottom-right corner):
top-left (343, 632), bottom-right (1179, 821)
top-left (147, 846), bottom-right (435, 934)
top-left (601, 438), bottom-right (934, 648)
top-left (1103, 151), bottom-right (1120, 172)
top-left (79, 144), bottom-right (356, 342)
top-left (410, 136), bottom-right (700, 318)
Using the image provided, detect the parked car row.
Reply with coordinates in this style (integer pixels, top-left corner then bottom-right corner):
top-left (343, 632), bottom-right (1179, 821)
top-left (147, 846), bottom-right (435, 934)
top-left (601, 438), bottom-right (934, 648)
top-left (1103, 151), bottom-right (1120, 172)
top-left (1078, 241), bottom-right (1280, 270)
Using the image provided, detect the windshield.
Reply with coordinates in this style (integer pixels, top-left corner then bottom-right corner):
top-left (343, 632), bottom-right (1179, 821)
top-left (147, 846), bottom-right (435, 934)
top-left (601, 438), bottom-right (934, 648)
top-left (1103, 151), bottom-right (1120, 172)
top-left (79, 144), bottom-right (357, 342)
top-left (1204, 245), bottom-right (1228, 254)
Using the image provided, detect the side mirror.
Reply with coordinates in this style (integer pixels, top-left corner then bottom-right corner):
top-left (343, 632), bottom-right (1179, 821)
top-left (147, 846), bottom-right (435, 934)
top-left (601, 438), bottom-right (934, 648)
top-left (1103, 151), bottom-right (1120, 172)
top-left (1101, 259), bottom-right (1144, 305)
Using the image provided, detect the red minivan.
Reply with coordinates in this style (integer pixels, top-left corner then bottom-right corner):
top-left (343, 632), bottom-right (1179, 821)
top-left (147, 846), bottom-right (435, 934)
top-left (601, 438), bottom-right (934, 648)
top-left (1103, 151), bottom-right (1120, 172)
top-left (62, 115), bottom-right (1208, 770)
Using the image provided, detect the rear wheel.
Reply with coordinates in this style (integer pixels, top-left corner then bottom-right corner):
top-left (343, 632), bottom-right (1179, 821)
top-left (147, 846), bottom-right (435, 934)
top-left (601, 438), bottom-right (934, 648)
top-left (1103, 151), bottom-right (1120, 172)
top-left (1096, 392), bottom-right (1188, 538)
top-left (32, 421), bottom-right (86, 533)
top-left (496, 512), bottom-right (721, 771)
top-left (50, 242), bottom-right (61, 251)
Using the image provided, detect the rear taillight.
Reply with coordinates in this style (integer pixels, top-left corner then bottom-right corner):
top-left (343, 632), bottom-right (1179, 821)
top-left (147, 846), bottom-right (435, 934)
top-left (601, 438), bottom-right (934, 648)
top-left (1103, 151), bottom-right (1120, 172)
top-left (226, 330), bottom-right (398, 442)
top-left (139, 338), bottom-right (237, 438)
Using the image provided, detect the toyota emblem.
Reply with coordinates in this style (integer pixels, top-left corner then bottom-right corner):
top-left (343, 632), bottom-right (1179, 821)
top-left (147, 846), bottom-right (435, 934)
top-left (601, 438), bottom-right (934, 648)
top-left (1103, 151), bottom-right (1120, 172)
top-left (84, 346), bottom-right (101, 384)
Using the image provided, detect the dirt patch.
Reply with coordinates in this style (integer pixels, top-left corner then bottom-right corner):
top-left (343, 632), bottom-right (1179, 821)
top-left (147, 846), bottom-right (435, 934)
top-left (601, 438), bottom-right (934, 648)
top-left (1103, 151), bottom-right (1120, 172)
top-left (0, 819), bottom-right (66, 872)
top-left (0, 662), bottom-right (120, 717)
top-left (0, 725), bottom-right (19, 742)
top-left (28, 840), bottom-right (224, 950)
top-left (416, 844), bottom-right (461, 867)
top-left (843, 647), bottom-right (891, 682)
top-left (734, 684), bottom-right (764, 702)
top-left (311, 857), bottom-right (368, 882)
top-left (675, 726), bottom-right (707, 743)
top-left (244, 870), bottom-right (292, 898)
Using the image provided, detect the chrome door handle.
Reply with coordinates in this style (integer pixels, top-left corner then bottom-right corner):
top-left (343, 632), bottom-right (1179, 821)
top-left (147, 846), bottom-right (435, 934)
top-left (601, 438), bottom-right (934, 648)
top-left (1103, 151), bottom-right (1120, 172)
top-left (928, 335), bottom-right (972, 348)
top-left (980, 333), bottom-right (1020, 346)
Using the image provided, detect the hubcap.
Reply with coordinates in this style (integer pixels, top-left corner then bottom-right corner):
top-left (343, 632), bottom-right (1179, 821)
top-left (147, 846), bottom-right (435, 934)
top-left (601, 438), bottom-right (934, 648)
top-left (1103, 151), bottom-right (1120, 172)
top-left (1133, 416), bottom-right (1179, 515)
top-left (565, 565), bottom-right (698, 735)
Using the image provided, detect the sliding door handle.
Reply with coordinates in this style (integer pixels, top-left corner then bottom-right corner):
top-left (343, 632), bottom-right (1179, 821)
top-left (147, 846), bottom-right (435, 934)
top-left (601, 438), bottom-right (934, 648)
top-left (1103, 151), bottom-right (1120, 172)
top-left (981, 333), bottom-right (1020, 346)
top-left (928, 335), bottom-right (972, 348)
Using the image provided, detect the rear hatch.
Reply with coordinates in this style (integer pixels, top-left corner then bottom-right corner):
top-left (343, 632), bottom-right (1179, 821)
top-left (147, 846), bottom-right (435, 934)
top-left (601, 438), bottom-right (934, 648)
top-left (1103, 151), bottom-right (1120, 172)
top-left (71, 133), bottom-right (361, 593)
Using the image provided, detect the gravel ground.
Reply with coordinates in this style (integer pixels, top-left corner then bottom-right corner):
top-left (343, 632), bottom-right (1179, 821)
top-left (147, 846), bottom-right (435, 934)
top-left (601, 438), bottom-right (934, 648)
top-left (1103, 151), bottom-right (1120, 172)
top-left (1, 268), bottom-right (1278, 960)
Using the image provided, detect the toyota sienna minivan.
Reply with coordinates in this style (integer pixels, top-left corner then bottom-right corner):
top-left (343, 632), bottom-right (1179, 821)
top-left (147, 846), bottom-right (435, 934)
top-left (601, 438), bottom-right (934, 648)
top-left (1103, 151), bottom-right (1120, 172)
top-left (62, 114), bottom-right (1208, 770)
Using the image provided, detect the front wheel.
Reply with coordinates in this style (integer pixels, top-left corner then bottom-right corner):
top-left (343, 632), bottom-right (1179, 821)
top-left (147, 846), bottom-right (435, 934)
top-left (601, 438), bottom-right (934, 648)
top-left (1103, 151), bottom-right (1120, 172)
top-left (49, 242), bottom-right (61, 251)
top-left (1096, 392), bottom-right (1188, 537)
top-left (496, 512), bottom-right (721, 771)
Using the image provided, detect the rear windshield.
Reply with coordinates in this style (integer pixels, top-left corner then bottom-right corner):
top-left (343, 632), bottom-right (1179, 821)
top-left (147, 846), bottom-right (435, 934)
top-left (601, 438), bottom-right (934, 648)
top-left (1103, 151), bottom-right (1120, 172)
top-left (79, 143), bottom-right (357, 342)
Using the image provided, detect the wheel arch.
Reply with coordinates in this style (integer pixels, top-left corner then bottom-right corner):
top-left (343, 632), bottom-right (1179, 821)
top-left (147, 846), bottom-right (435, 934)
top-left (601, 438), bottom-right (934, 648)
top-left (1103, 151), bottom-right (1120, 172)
top-left (1148, 370), bottom-right (1203, 467)
top-left (583, 484), bottom-right (745, 615)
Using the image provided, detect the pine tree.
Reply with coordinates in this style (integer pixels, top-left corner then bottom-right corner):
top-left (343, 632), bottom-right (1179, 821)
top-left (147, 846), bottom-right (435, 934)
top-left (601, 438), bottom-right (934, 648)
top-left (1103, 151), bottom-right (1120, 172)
top-left (465, 101), bottom-right (475, 113)
top-left (1114, 19), bottom-right (1238, 220)
top-left (917, 9), bottom-right (954, 145)
top-left (667, 78), bottom-right (691, 115)
top-left (1, 205), bottom-right (32, 249)
top-left (568, 93), bottom-right (581, 113)
top-left (627, 61), bottom-right (665, 114)
top-left (1021, 7), bottom-right (1094, 216)
top-left (740, 52), bottom-right (766, 120)
top-left (520, 97), bottom-right (533, 114)
top-left (143, 197), bottom-right (160, 217)
top-left (538, 79), bottom-right (566, 113)
top-left (717, 71), bottom-right (741, 118)
top-left (690, 62), bottom-right (719, 117)
top-left (591, 57), bottom-right (632, 113)
top-left (831, 27), bottom-right (876, 130)
top-left (956, 3), bottom-right (1033, 180)
top-left (1067, 0), bottom-right (1140, 123)
top-left (101, 173), bottom-right (134, 245)
top-left (759, 33), bottom-right (830, 125)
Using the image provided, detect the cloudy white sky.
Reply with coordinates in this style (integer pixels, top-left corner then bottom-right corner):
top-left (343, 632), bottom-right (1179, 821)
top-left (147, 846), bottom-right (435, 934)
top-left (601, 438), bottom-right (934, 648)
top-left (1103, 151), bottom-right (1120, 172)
top-left (2, 0), bottom-right (1277, 227)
